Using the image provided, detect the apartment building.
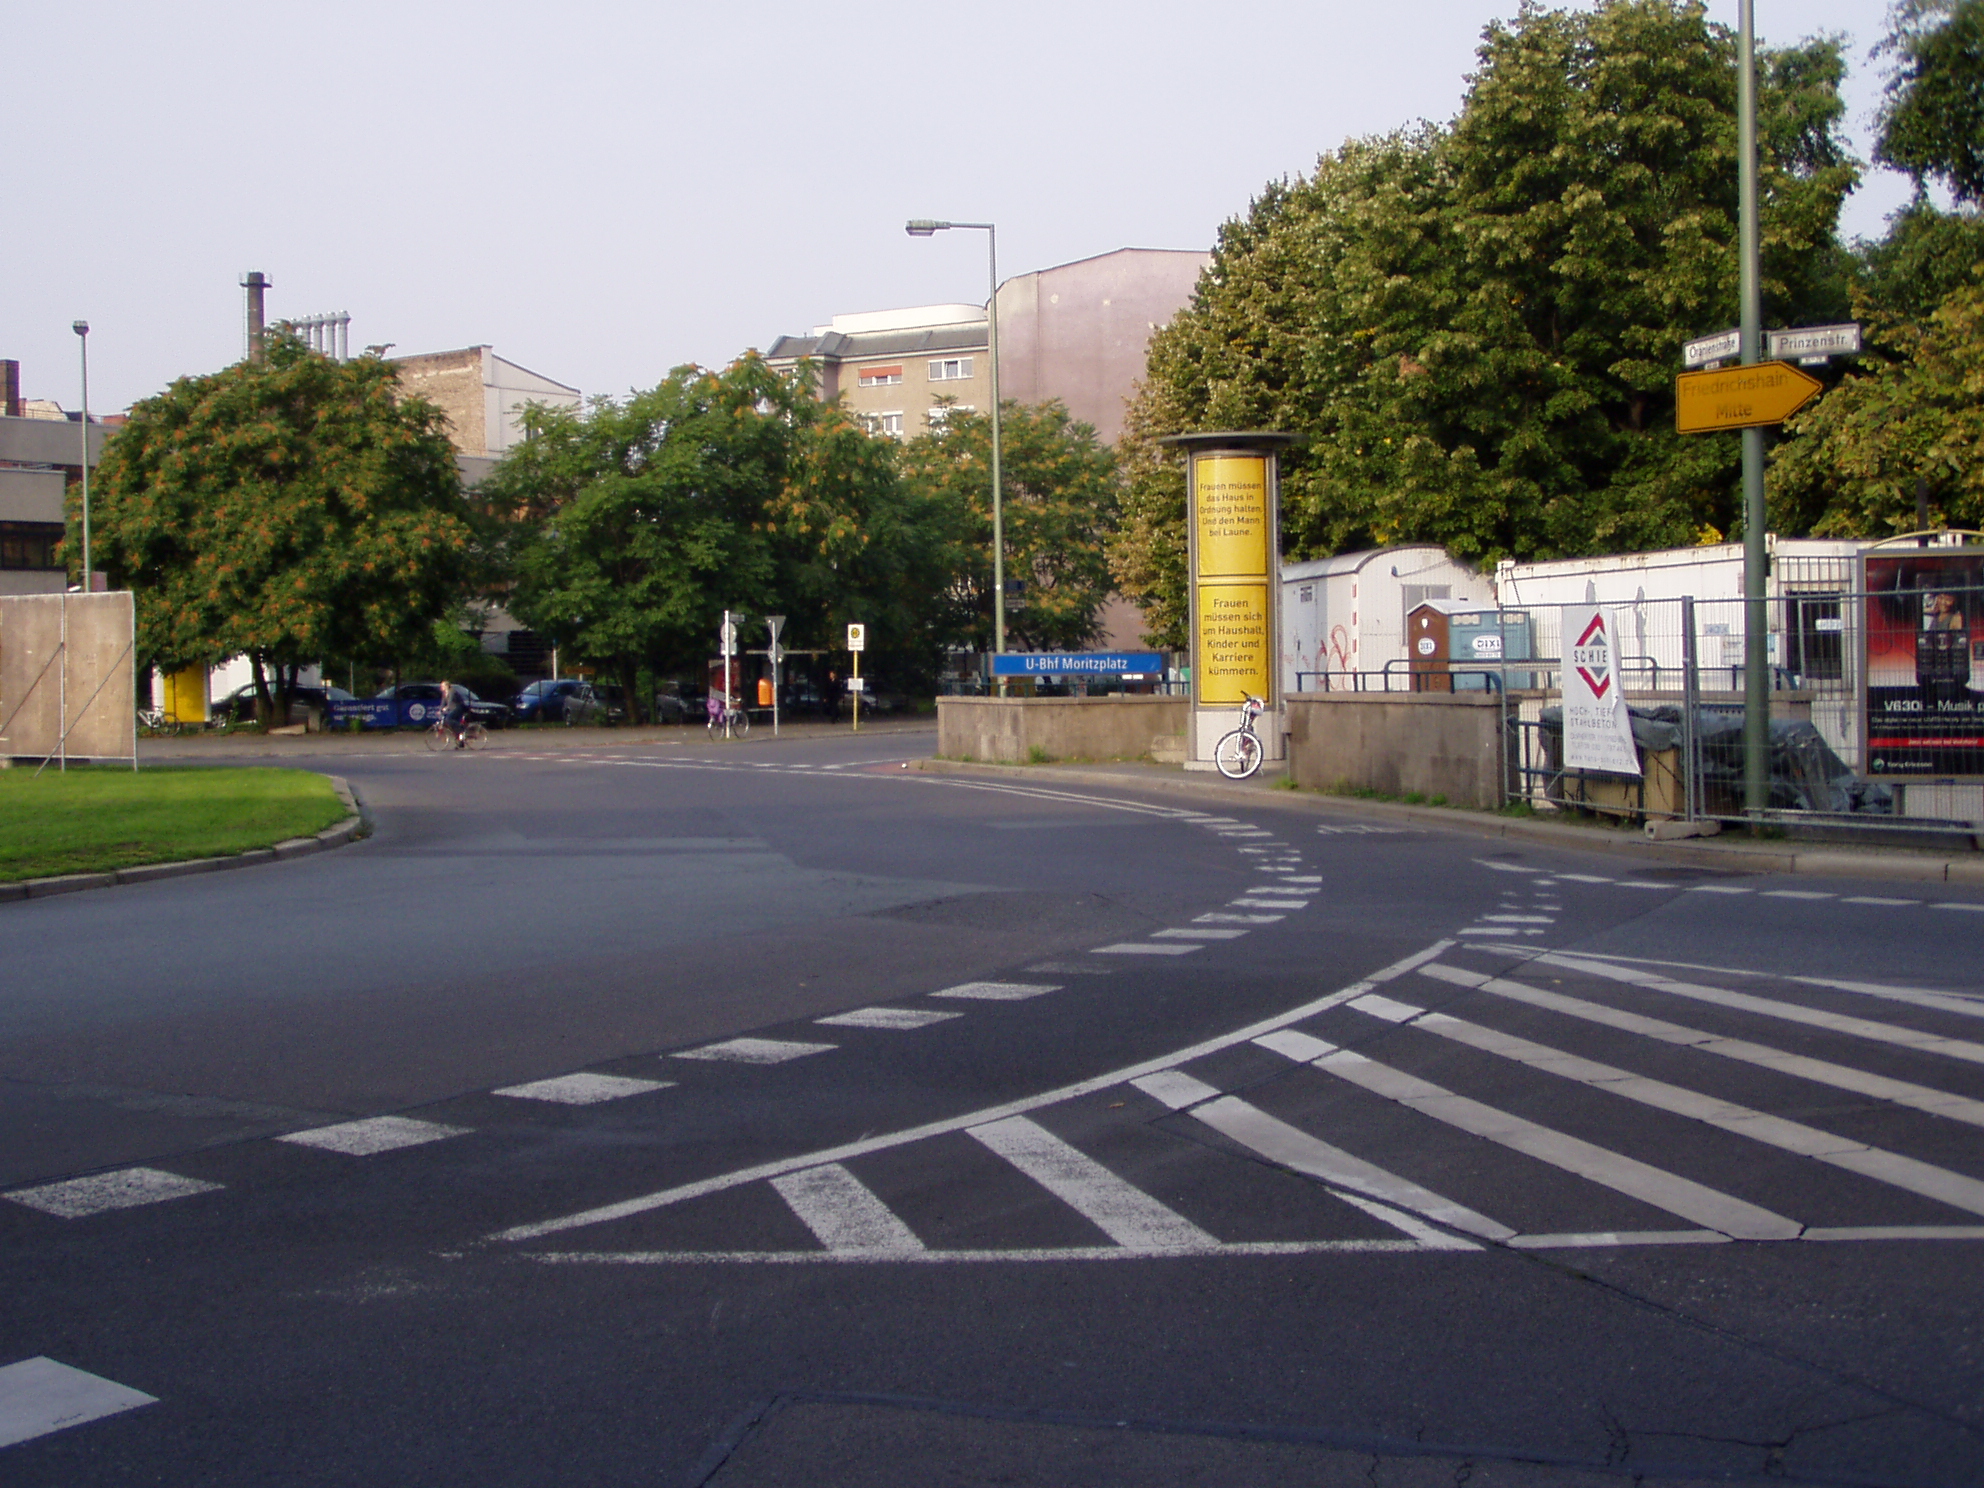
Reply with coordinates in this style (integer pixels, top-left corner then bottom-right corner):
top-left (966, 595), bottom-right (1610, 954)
top-left (764, 247), bottom-right (1209, 446)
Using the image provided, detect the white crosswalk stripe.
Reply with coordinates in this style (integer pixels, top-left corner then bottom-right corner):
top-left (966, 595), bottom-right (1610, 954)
top-left (772, 1164), bottom-right (925, 1254)
top-left (967, 1116), bottom-right (1214, 1250)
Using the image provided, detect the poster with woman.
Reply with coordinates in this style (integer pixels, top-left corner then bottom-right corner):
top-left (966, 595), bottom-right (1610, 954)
top-left (1862, 548), bottom-right (1984, 776)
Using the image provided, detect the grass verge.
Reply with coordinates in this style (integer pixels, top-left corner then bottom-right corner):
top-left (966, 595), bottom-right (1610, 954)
top-left (0, 766), bottom-right (348, 883)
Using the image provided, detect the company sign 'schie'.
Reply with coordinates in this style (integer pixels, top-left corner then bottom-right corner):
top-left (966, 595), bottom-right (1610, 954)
top-left (1561, 605), bottom-right (1640, 776)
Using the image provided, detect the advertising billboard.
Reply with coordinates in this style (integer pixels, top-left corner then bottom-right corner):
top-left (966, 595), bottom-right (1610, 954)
top-left (1190, 453), bottom-right (1272, 704)
top-left (1862, 547), bottom-right (1984, 776)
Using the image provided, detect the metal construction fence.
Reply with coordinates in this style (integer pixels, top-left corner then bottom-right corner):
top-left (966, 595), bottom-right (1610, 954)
top-left (1301, 588), bottom-right (1983, 839)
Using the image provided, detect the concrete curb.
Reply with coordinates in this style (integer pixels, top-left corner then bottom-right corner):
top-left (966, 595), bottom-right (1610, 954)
top-left (3, 773), bottom-right (369, 904)
top-left (913, 759), bottom-right (1983, 882)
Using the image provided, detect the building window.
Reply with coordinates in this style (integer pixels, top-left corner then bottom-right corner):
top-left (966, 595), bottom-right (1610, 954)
top-left (858, 366), bottom-right (903, 387)
top-left (860, 411), bottom-right (906, 439)
top-left (925, 404), bottom-right (975, 429)
top-left (929, 358), bottom-right (974, 381)
top-left (0, 522), bottom-right (63, 571)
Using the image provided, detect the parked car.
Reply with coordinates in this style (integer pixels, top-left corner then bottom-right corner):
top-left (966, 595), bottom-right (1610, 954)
top-left (210, 683), bottom-right (354, 727)
top-left (852, 683), bottom-right (909, 716)
top-left (373, 682), bottom-right (511, 729)
top-left (511, 678), bottom-right (593, 724)
top-left (561, 682), bottom-right (626, 726)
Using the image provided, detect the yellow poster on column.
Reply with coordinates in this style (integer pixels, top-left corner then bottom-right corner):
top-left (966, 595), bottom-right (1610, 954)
top-left (1193, 453), bottom-right (1272, 703)
top-left (1198, 583), bottom-right (1271, 702)
top-left (1193, 455), bottom-right (1270, 579)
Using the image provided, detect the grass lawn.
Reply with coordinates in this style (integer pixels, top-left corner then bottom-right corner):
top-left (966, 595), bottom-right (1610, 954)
top-left (0, 766), bottom-right (349, 883)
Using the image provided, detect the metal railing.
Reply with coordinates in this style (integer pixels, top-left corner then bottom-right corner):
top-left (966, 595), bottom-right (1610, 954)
top-left (1481, 589), bottom-right (1982, 840)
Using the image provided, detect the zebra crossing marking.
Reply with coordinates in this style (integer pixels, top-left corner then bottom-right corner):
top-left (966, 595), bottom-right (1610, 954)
top-left (1421, 962), bottom-right (1984, 1130)
top-left (816, 1008), bottom-right (962, 1030)
top-left (0, 1357), bottom-right (156, 1449)
top-left (488, 941), bottom-right (1451, 1244)
top-left (771, 1164), bottom-right (925, 1255)
top-left (1529, 953), bottom-right (1984, 1068)
top-left (1349, 986), bottom-right (1984, 1221)
top-left (968, 1116), bottom-right (1215, 1250)
top-left (495, 1073), bottom-right (675, 1105)
top-left (1278, 1045), bottom-right (1802, 1241)
top-left (278, 1116), bottom-right (469, 1156)
top-left (930, 981), bottom-right (1060, 1001)
top-left (672, 1037), bottom-right (835, 1064)
top-left (6, 1167), bottom-right (222, 1219)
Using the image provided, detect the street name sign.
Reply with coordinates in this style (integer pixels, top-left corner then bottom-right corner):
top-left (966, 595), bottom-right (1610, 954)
top-left (991, 651), bottom-right (1165, 677)
top-left (1683, 328), bottom-right (1740, 368)
top-left (1675, 361), bottom-right (1822, 434)
top-left (1766, 323), bottom-right (1861, 363)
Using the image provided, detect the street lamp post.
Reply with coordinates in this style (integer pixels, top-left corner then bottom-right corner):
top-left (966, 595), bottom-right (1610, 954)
top-left (72, 320), bottom-right (90, 593)
top-left (906, 219), bottom-right (1005, 675)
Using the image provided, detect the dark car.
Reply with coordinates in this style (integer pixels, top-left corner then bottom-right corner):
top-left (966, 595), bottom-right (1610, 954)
top-left (511, 679), bottom-right (594, 724)
top-left (211, 683), bottom-right (354, 727)
top-left (561, 682), bottom-right (627, 726)
top-left (373, 682), bottom-right (511, 729)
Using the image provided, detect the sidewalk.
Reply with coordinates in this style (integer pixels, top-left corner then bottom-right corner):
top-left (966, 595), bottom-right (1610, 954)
top-left (136, 717), bottom-right (937, 761)
top-left (912, 757), bottom-right (1984, 885)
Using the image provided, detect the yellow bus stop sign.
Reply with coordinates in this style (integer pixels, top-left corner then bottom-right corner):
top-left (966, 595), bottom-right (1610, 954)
top-left (1675, 360), bottom-right (1822, 434)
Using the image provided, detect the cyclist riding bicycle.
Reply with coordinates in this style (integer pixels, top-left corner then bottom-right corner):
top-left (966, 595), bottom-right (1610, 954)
top-left (440, 679), bottom-right (471, 749)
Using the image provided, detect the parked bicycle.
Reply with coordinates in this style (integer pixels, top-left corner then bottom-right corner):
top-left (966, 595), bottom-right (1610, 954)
top-left (706, 702), bottom-right (749, 737)
top-left (425, 717), bottom-right (487, 752)
top-left (1213, 695), bottom-right (1267, 780)
top-left (136, 705), bottom-right (182, 736)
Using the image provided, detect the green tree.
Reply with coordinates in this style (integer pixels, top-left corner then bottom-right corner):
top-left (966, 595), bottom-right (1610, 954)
top-left (1770, 279), bottom-right (1984, 537)
top-left (88, 334), bottom-right (473, 721)
top-left (485, 355), bottom-right (955, 712)
top-left (1114, 0), bottom-right (1855, 640)
top-left (898, 400), bottom-right (1121, 652)
top-left (1874, 0), bottom-right (1984, 205)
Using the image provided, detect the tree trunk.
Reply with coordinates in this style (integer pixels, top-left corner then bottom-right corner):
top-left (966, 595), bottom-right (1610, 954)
top-left (619, 658), bottom-right (643, 725)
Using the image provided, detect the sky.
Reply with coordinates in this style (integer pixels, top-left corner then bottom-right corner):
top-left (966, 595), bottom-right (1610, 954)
top-left (13, 0), bottom-right (1914, 416)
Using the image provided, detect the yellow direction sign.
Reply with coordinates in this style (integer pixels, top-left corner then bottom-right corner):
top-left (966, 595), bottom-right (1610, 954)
top-left (1675, 360), bottom-right (1822, 434)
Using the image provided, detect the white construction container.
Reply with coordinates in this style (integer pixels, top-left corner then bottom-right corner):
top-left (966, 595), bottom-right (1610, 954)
top-left (1280, 546), bottom-right (1489, 695)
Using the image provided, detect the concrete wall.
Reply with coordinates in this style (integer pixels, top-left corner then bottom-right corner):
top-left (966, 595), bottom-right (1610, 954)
top-left (938, 695), bottom-right (1188, 763)
top-left (1288, 692), bottom-right (1508, 809)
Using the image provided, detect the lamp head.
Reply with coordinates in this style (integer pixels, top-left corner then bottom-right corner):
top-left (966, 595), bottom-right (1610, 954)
top-left (905, 219), bottom-right (947, 236)
top-left (73, 321), bottom-right (89, 337)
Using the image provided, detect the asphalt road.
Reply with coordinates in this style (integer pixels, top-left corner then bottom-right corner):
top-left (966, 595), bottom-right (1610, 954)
top-left (3, 724), bottom-right (1982, 1486)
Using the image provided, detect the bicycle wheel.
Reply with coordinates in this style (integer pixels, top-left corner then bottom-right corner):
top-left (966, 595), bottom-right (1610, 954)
top-left (423, 721), bottom-right (451, 753)
top-left (462, 721), bottom-right (489, 751)
top-left (732, 709), bottom-right (749, 736)
top-left (1213, 728), bottom-right (1264, 780)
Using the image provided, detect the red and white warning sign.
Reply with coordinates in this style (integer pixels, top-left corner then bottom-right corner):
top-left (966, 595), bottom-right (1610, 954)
top-left (1562, 605), bottom-right (1641, 776)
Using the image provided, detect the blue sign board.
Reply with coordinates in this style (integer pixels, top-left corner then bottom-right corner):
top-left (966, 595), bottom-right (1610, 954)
top-left (991, 652), bottom-right (1165, 677)
top-left (326, 699), bottom-right (399, 730)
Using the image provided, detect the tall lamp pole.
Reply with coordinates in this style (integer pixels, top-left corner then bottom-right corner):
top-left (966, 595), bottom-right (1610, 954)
top-left (906, 219), bottom-right (1004, 665)
top-left (72, 320), bottom-right (91, 592)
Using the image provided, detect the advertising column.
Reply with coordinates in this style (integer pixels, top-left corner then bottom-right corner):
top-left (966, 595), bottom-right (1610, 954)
top-left (1163, 432), bottom-right (1293, 768)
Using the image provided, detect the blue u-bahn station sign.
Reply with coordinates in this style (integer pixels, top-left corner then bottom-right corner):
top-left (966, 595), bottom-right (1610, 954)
top-left (991, 652), bottom-right (1165, 677)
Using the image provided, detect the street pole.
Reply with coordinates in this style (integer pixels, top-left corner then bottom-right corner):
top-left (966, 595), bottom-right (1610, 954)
top-left (766, 615), bottom-right (785, 739)
top-left (72, 321), bottom-right (90, 593)
top-left (905, 218), bottom-right (1004, 688)
top-left (985, 224), bottom-right (1005, 668)
top-left (1738, 0), bottom-right (1769, 820)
